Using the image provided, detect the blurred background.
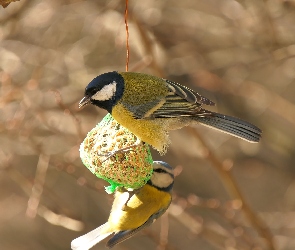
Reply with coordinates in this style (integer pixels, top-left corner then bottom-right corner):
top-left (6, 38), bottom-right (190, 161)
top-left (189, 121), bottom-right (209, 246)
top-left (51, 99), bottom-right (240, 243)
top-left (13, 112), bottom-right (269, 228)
top-left (1, 0), bottom-right (295, 249)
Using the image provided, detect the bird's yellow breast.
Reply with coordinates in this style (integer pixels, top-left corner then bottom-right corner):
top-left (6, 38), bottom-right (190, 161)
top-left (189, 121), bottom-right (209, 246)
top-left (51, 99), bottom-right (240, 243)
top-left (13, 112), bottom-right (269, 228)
top-left (112, 103), bottom-right (170, 153)
top-left (107, 185), bottom-right (171, 231)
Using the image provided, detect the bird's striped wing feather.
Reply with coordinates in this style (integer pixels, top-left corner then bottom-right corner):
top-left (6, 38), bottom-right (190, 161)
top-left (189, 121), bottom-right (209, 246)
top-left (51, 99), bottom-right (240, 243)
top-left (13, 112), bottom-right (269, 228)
top-left (165, 79), bottom-right (215, 106)
top-left (148, 79), bottom-right (214, 118)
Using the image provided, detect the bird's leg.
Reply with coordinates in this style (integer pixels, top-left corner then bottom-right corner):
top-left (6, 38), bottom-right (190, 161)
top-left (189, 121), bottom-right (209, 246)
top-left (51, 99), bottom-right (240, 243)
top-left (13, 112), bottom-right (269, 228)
top-left (98, 138), bottom-right (143, 163)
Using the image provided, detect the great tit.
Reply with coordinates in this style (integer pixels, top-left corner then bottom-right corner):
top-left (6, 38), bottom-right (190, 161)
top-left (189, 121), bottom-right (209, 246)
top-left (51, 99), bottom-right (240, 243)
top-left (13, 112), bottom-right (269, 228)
top-left (71, 161), bottom-right (174, 250)
top-left (79, 71), bottom-right (262, 153)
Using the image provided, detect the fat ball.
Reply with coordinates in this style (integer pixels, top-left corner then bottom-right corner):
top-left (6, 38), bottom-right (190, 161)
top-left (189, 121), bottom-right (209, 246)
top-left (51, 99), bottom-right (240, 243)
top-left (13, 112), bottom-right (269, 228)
top-left (80, 113), bottom-right (153, 193)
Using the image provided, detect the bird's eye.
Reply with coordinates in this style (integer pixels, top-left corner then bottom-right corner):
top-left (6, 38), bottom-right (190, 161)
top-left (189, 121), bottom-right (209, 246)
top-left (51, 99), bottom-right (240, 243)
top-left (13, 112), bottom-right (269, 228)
top-left (154, 168), bottom-right (166, 174)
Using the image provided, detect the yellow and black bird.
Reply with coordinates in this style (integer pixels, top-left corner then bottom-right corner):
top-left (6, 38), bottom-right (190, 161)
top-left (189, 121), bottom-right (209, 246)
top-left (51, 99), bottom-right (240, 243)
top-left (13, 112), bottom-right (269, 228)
top-left (79, 71), bottom-right (262, 153)
top-left (71, 161), bottom-right (174, 250)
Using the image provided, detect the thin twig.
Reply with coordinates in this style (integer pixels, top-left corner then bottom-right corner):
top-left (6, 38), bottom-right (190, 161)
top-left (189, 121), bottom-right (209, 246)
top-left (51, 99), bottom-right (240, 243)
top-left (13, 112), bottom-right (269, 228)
top-left (131, 14), bottom-right (165, 77)
top-left (262, 0), bottom-right (279, 49)
top-left (159, 212), bottom-right (169, 250)
top-left (6, 167), bottom-right (84, 231)
top-left (26, 153), bottom-right (50, 218)
top-left (0, 0), bottom-right (30, 22)
top-left (143, 229), bottom-right (178, 250)
top-left (184, 193), bottom-right (261, 248)
top-left (51, 89), bottom-right (84, 141)
top-left (187, 127), bottom-right (276, 250)
top-left (168, 202), bottom-right (247, 250)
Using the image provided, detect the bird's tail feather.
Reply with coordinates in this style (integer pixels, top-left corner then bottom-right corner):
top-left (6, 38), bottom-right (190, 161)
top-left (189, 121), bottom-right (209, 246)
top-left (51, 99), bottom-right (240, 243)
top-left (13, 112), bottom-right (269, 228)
top-left (71, 223), bottom-right (112, 250)
top-left (194, 111), bottom-right (262, 142)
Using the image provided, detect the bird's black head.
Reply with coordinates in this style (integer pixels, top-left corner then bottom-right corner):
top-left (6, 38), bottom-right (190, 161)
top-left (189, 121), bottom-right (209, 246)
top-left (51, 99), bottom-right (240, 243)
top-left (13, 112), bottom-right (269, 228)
top-left (79, 71), bottom-right (125, 113)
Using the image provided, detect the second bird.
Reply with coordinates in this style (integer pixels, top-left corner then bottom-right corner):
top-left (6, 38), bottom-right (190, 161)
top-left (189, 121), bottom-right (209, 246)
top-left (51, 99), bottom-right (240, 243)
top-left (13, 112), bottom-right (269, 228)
top-left (71, 161), bottom-right (174, 249)
top-left (79, 71), bottom-right (262, 153)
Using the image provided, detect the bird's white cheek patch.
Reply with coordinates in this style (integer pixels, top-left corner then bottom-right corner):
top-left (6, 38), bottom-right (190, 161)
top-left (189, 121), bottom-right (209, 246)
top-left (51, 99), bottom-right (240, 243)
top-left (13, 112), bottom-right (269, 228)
top-left (151, 173), bottom-right (173, 189)
top-left (92, 81), bottom-right (117, 101)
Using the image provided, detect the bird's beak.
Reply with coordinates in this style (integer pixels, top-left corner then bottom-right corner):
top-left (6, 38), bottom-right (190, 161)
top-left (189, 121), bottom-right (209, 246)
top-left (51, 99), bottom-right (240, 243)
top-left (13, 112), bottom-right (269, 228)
top-left (79, 96), bottom-right (90, 108)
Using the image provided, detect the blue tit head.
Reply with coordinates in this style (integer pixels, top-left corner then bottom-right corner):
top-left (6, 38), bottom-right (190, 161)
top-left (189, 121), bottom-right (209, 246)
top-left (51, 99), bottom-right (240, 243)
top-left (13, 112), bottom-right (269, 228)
top-left (79, 71), bottom-right (124, 113)
top-left (148, 161), bottom-right (174, 192)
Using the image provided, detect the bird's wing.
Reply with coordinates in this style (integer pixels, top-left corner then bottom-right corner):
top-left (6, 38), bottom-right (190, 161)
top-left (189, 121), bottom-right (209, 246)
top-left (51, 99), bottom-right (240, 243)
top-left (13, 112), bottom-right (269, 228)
top-left (71, 223), bottom-right (112, 250)
top-left (147, 79), bottom-right (215, 118)
top-left (165, 79), bottom-right (215, 106)
top-left (121, 99), bottom-right (165, 119)
top-left (121, 79), bottom-right (215, 119)
top-left (106, 208), bottom-right (169, 248)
